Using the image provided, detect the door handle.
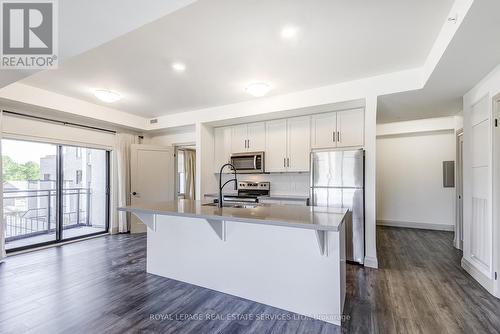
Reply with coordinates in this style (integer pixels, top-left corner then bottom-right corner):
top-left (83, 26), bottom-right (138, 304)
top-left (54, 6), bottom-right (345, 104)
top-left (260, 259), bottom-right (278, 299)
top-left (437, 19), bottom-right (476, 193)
top-left (131, 192), bottom-right (139, 196)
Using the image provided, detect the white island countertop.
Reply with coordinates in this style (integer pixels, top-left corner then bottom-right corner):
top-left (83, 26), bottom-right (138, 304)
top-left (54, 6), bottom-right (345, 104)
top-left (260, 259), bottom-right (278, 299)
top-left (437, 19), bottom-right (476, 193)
top-left (118, 199), bottom-right (347, 232)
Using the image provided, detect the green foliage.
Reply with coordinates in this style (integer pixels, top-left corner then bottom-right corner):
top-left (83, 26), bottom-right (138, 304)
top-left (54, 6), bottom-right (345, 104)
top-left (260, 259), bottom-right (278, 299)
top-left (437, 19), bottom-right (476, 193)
top-left (2, 156), bottom-right (40, 181)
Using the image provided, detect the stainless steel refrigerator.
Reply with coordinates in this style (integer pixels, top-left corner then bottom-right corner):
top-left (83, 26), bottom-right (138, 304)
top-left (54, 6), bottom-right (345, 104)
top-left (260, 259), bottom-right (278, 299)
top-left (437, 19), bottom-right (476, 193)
top-left (310, 149), bottom-right (365, 264)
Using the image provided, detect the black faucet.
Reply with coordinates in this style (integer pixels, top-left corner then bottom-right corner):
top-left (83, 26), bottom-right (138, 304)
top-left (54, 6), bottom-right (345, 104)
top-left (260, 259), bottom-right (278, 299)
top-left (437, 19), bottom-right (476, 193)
top-left (218, 163), bottom-right (238, 208)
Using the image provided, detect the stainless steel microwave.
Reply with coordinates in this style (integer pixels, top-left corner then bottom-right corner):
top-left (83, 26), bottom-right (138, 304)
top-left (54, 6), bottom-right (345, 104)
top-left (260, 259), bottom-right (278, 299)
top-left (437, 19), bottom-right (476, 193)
top-left (230, 152), bottom-right (265, 174)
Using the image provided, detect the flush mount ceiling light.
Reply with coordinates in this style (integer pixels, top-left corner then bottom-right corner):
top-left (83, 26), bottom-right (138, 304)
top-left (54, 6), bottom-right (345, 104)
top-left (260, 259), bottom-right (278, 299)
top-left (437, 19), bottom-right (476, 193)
top-left (280, 25), bottom-right (299, 39)
top-left (172, 62), bottom-right (186, 72)
top-left (94, 89), bottom-right (121, 103)
top-left (245, 82), bottom-right (272, 97)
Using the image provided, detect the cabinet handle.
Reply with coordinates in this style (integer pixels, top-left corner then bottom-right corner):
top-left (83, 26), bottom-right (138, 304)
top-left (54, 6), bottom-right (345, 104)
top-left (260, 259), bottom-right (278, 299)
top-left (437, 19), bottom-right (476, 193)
top-left (333, 131), bottom-right (336, 142)
top-left (284, 158), bottom-right (286, 168)
top-left (337, 132), bottom-right (340, 142)
top-left (287, 158), bottom-right (290, 167)
top-left (248, 139), bottom-right (250, 148)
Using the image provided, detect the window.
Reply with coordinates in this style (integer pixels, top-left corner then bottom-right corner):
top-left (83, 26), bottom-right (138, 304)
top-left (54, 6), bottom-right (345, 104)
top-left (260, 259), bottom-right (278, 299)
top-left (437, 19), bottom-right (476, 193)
top-left (2, 139), bottom-right (110, 252)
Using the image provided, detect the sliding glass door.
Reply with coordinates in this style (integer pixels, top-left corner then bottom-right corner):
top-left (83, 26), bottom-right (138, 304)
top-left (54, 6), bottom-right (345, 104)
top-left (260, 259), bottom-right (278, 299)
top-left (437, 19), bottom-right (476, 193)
top-left (3, 139), bottom-right (58, 250)
top-left (61, 146), bottom-right (108, 240)
top-left (2, 139), bottom-right (110, 251)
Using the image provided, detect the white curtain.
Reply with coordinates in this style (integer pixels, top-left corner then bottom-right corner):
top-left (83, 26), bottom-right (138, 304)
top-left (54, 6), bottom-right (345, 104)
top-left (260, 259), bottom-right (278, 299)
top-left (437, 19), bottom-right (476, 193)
top-left (0, 111), bottom-right (5, 262)
top-left (115, 133), bottom-right (137, 233)
top-left (183, 149), bottom-right (196, 199)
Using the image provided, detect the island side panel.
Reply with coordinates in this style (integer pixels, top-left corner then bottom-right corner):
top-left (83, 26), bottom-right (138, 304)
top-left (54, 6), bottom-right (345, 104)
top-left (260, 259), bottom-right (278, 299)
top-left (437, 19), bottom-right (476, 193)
top-left (146, 215), bottom-right (346, 325)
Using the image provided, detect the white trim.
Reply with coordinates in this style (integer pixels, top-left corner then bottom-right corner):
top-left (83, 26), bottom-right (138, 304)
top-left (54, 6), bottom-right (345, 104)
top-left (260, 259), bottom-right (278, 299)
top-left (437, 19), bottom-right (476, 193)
top-left (6, 233), bottom-right (110, 256)
top-left (2, 132), bottom-right (114, 151)
top-left (364, 255), bottom-right (378, 269)
top-left (461, 257), bottom-right (495, 295)
top-left (377, 220), bottom-right (455, 231)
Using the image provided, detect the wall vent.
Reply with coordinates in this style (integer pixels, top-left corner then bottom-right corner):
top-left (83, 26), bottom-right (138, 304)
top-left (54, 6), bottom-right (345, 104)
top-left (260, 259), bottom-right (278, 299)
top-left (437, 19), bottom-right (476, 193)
top-left (150, 119), bottom-right (158, 124)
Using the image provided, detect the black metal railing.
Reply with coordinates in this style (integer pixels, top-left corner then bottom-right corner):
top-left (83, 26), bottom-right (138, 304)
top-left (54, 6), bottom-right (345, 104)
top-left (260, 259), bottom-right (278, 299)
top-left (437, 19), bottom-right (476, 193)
top-left (3, 188), bottom-right (102, 241)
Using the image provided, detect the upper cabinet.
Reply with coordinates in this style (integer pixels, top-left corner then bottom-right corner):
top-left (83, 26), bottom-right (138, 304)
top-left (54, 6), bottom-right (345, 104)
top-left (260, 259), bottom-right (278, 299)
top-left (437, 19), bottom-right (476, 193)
top-left (311, 108), bottom-right (364, 149)
top-left (265, 116), bottom-right (311, 173)
top-left (337, 108), bottom-right (364, 148)
top-left (214, 108), bottom-right (364, 173)
top-left (214, 126), bottom-right (232, 173)
top-left (231, 122), bottom-right (265, 153)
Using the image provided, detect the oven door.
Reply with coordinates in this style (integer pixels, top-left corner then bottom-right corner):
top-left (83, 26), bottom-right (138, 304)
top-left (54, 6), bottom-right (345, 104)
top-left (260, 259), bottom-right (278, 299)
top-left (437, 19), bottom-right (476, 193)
top-left (230, 152), bottom-right (264, 173)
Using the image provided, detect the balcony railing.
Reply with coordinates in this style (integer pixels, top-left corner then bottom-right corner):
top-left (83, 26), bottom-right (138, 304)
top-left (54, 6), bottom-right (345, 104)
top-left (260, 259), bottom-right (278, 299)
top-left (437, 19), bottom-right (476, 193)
top-left (3, 188), bottom-right (99, 242)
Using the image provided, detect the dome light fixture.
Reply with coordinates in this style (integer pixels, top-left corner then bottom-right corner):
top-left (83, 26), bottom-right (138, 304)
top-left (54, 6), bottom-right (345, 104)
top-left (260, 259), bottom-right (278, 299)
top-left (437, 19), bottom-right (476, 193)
top-left (94, 89), bottom-right (121, 103)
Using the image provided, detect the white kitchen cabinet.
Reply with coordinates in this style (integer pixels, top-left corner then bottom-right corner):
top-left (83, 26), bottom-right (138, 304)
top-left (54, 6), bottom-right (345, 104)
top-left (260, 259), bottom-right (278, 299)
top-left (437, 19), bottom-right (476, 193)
top-left (231, 124), bottom-right (248, 153)
top-left (214, 126), bottom-right (232, 173)
top-left (337, 108), bottom-right (364, 148)
top-left (265, 119), bottom-right (288, 172)
top-left (311, 112), bottom-right (337, 149)
top-left (287, 116), bottom-right (311, 172)
top-left (311, 109), bottom-right (364, 149)
top-left (247, 122), bottom-right (266, 151)
top-left (231, 122), bottom-right (265, 153)
top-left (265, 116), bottom-right (311, 173)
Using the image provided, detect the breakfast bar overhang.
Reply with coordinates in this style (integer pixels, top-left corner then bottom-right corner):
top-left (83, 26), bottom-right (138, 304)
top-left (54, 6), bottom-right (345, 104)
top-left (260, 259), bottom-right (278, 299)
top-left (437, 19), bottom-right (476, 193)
top-left (118, 200), bottom-right (348, 325)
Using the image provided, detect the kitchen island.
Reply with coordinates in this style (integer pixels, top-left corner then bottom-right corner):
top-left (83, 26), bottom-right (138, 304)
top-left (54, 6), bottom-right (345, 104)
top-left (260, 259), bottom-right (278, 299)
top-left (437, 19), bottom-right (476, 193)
top-left (118, 200), bottom-right (348, 325)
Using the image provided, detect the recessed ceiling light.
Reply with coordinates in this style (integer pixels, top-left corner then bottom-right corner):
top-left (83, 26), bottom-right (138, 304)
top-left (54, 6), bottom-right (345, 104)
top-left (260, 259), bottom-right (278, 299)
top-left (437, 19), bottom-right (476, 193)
top-left (94, 89), bottom-right (121, 103)
top-left (172, 62), bottom-right (186, 72)
top-left (281, 26), bottom-right (299, 39)
top-left (245, 82), bottom-right (272, 97)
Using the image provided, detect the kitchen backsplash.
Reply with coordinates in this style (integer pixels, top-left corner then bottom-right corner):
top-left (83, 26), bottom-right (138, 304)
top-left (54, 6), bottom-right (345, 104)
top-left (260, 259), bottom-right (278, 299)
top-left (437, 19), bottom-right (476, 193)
top-left (218, 172), bottom-right (310, 196)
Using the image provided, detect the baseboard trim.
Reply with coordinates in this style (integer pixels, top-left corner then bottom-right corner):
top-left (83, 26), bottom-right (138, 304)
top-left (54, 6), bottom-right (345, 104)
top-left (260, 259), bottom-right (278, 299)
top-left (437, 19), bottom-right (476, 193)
top-left (364, 255), bottom-right (378, 269)
top-left (377, 220), bottom-right (454, 231)
top-left (461, 257), bottom-right (494, 295)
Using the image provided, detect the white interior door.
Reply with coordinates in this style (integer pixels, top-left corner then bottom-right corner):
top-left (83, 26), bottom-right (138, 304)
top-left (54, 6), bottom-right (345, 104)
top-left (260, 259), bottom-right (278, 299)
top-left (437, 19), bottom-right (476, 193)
top-left (130, 144), bottom-right (174, 233)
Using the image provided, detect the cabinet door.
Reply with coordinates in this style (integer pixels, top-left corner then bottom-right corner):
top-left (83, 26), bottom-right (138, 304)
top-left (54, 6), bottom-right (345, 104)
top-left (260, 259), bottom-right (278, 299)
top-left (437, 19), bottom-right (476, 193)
top-left (231, 124), bottom-right (248, 153)
top-left (265, 119), bottom-right (288, 172)
top-left (287, 116), bottom-right (311, 172)
top-left (337, 108), bottom-right (364, 148)
top-left (311, 112), bottom-right (337, 149)
top-left (247, 122), bottom-right (266, 151)
top-left (214, 126), bottom-right (232, 173)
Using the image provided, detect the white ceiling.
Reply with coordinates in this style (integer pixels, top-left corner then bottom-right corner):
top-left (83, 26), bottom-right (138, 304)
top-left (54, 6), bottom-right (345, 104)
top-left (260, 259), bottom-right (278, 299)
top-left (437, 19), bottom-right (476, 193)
top-left (0, 0), bottom-right (197, 89)
top-left (20, 0), bottom-right (453, 118)
top-left (378, 0), bottom-right (500, 123)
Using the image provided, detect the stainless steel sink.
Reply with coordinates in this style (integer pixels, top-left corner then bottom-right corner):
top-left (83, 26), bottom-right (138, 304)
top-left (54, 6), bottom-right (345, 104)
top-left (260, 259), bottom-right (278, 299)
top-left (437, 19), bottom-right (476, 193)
top-left (202, 202), bottom-right (259, 209)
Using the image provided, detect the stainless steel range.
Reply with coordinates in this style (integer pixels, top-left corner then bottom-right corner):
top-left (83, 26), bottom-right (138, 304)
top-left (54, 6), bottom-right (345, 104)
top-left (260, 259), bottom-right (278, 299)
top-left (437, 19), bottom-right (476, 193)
top-left (223, 181), bottom-right (270, 204)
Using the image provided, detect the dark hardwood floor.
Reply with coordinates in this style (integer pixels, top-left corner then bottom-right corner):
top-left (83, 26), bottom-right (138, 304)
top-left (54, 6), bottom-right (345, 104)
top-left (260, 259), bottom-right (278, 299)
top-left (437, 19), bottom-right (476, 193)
top-left (1, 227), bottom-right (499, 334)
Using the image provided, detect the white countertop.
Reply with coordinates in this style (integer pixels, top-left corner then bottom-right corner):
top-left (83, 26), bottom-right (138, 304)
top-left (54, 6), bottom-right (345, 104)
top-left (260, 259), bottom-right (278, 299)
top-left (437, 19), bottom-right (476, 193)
top-left (119, 199), bottom-right (346, 232)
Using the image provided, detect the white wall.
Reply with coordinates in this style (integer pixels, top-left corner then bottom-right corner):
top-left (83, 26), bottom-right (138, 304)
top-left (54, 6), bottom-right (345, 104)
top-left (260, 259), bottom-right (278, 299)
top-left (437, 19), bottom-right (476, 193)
top-left (216, 173), bottom-right (310, 197)
top-left (147, 128), bottom-right (196, 147)
top-left (462, 63), bottom-right (500, 297)
top-left (377, 128), bottom-right (456, 231)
